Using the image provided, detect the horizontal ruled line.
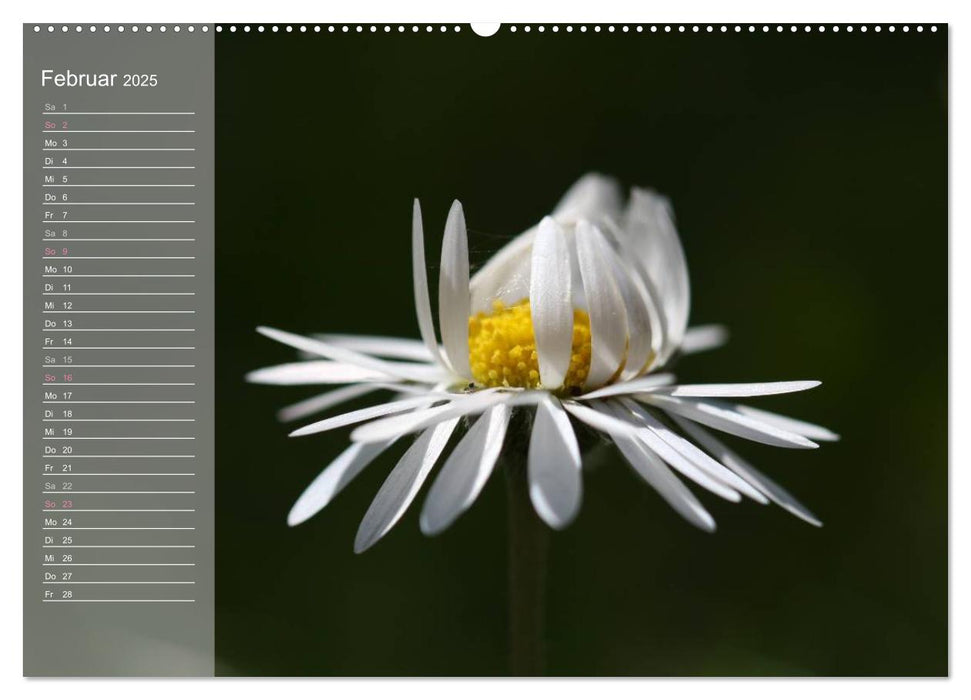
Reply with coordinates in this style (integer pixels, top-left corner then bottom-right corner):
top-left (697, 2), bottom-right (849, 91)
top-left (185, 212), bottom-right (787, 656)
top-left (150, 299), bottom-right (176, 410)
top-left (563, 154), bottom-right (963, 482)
top-left (42, 581), bottom-right (196, 584)
top-left (43, 401), bottom-right (195, 404)
top-left (42, 221), bottom-right (196, 225)
top-left (43, 202), bottom-right (195, 206)
top-left (42, 563), bottom-right (194, 566)
top-left (39, 455), bottom-right (195, 458)
top-left (42, 437), bottom-right (195, 440)
top-left (41, 598), bottom-right (196, 603)
top-left (43, 329), bottom-right (196, 332)
top-left (43, 544), bottom-right (196, 548)
top-left (43, 420), bottom-right (194, 423)
top-left (44, 365), bottom-right (194, 368)
top-left (42, 509), bottom-right (195, 512)
top-left (44, 312), bottom-right (194, 316)
top-left (43, 257), bottom-right (196, 259)
top-left (43, 527), bottom-right (196, 530)
top-left (42, 382), bottom-right (195, 386)
top-left (43, 309), bottom-right (195, 313)
top-left (40, 475), bottom-right (196, 478)
top-left (43, 293), bottom-right (195, 296)
top-left (43, 130), bottom-right (196, 133)
top-left (43, 274), bottom-right (195, 277)
top-left (43, 184), bottom-right (196, 187)
top-left (42, 148), bottom-right (196, 152)
top-left (42, 111), bottom-right (196, 115)
top-left (42, 238), bottom-right (197, 242)
top-left (43, 166), bottom-right (196, 170)
top-left (43, 490), bottom-right (195, 494)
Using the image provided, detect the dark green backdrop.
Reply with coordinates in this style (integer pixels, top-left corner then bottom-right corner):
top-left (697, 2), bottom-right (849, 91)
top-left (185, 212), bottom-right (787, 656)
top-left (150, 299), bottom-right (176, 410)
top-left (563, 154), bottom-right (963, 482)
top-left (215, 25), bottom-right (947, 676)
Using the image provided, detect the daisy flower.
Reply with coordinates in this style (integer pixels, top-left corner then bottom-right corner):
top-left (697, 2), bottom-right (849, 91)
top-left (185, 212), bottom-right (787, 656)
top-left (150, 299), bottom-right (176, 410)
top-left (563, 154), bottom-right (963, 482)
top-left (249, 173), bottom-right (837, 553)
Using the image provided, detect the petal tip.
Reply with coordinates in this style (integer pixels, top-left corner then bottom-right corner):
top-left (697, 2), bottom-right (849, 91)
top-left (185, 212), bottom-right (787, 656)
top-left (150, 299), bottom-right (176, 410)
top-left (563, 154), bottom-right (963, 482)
top-left (352, 531), bottom-right (375, 554)
top-left (790, 505), bottom-right (823, 527)
top-left (418, 513), bottom-right (445, 537)
top-left (696, 512), bottom-right (717, 532)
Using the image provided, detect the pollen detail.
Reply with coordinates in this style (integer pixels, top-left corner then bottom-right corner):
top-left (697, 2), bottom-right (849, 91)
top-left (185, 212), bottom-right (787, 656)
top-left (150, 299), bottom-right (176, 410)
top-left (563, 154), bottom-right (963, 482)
top-left (468, 299), bottom-right (591, 391)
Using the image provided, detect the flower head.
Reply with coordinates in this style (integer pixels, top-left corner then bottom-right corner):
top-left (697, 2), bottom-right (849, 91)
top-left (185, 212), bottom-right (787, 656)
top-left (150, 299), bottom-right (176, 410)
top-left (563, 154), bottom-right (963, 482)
top-left (249, 174), bottom-right (837, 552)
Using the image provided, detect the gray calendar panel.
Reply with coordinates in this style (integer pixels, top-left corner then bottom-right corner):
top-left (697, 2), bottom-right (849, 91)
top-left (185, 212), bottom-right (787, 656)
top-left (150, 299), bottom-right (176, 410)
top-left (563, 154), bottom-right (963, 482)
top-left (23, 24), bottom-right (215, 677)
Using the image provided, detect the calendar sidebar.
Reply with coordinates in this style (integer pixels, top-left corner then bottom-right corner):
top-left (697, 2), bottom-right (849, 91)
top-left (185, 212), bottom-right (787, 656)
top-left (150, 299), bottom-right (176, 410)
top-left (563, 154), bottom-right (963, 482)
top-left (23, 24), bottom-right (215, 677)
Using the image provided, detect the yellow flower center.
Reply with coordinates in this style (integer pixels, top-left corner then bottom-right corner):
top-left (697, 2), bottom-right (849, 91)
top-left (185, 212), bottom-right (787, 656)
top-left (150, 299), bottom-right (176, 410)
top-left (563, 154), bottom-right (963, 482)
top-left (468, 299), bottom-right (592, 391)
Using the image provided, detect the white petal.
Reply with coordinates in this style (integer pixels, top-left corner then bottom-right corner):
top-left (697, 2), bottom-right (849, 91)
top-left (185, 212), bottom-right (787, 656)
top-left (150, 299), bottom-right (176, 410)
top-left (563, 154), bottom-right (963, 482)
top-left (438, 200), bottom-right (472, 378)
top-left (529, 217), bottom-right (574, 388)
top-left (643, 394), bottom-right (819, 449)
top-left (621, 399), bottom-right (767, 503)
top-left (582, 401), bottom-right (740, 502)
top-left (278, 384), bottom-right (384, 423)
top-left (419, 404), bottom-right (511, 535)
top-left (680, 325), bottom-right (728, 355)
top-left (287, 440), bottom-right (395, 526)
top-left (246, 360), bottom-right (389, 385)
top-left (735, 405), bottom-right (840, 442)
top-left (575, 220), bottom-right (628, 387)
top-left (469, 228), bottom-right (535, 313)
top-left (622, 189), bottom-right (690, 364)
top-left (551, 173), bottom-right (623, 224)
top-left (354, 418), bottom-right (460, 553)
top-left (316, 333), bottom-right (435, 362)
top-left (599, 235), bottom-right (656, 380)
top-left (652, 380), bottom-right (821, 398)
top-left (350, 389), bottom-right (506, 444)
top-left (256, 326), bottom-right (449, 384)
top-left (578, 373), bottom-right (675, 400)
top-left (277, 382), bottom-right (439, 423)
top-left (672, 416), bottom-right (822, 526)
top-left (561, 400), bottom-right (641, 438)
top-left (609, 427), bottom-right (715, 532)
top-left (604, 233), bottom-right (669, 372)
top-left (289, 395), bottom-right (439, 437)
top-left (468, 175), bottom-right (622, 313)
top-left (528, 397), bottom-right (582, 529)
top-left (411, 200), bottom-right (448, 367)
top-left (503, 390), bottom-right (552, 408)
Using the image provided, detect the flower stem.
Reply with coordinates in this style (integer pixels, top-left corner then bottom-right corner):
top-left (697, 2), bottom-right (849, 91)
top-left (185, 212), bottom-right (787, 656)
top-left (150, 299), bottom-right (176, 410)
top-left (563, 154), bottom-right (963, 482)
top-left (504, 459), bottom-right (549, 676)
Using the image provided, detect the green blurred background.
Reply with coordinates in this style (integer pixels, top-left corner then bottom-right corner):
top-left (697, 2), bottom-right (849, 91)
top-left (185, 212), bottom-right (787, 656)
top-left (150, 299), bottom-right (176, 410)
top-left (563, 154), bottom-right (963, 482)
top-left (214, 26), bottom-right (947, 676)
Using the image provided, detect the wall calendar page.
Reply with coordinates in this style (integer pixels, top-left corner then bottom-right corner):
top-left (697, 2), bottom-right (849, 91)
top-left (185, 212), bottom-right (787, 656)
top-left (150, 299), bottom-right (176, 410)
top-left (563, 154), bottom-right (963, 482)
top-left (20, 20), bottom-right (947, 680)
